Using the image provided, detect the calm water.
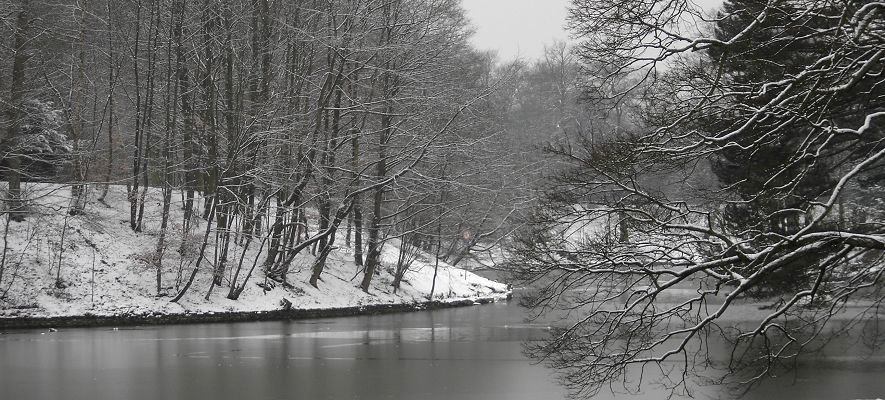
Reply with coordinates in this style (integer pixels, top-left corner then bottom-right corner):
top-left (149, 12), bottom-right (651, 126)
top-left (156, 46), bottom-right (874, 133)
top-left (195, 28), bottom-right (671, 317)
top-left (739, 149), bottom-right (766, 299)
top-left (1, 300), bottom-right (883, 400)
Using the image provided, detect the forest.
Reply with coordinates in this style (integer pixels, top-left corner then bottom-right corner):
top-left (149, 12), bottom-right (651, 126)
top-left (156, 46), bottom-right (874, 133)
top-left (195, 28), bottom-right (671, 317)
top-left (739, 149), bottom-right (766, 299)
top-left (0, 0), bottom-right (584, 314)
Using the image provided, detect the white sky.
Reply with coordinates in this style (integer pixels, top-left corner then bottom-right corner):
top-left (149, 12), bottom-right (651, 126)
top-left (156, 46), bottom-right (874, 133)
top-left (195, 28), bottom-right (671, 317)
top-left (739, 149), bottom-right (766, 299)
top-left (461, 0), bottom-right (571, 62)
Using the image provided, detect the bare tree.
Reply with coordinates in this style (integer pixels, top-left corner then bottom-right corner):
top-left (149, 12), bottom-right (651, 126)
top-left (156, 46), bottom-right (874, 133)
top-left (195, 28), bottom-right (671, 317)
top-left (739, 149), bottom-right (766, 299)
top-left (0, 0), bottom-right (511, 308)
top-left (509, 0), bottom-right (885, 397)
top-left (2, 0), bottom-right (33, 222)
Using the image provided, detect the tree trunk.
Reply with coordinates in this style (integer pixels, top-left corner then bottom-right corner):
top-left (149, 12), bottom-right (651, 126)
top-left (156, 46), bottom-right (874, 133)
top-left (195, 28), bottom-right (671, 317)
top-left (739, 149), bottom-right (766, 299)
top-left (171, 196), bottom-right (216, 303)
top-left (129, 0), bottom-right (144, 231)
top-left (69, 0), bottom-right (89, 216)
top-left (618, 210), bottom-right (629, 243)
top-left (99, 2), bottom-right (116, 204)
top-left (392, 235), bottom-right (408, 294)
top-left (200, 0), bottom-right (218, 222)
top-left (177, 4), bottom-right (195, 238)
top-left (155, 0), bottom-right (185, 296)
top-left (4, 0), bottom-right (32, 223)
top-left (360, 103), bottom-right (391, 293)
top-left (428, 206), bottom-right (442, 300)
top-left (135, 0), bottom-right (162, 231)
top-left (309, 200), bottom-right (354, 288)
top-left (352, 135), bottom-right (364, 266)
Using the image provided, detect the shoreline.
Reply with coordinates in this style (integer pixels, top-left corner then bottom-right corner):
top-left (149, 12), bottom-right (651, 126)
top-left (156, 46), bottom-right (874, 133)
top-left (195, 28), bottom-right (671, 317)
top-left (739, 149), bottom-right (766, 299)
top-left (0, 293), bottom-right (511, 331)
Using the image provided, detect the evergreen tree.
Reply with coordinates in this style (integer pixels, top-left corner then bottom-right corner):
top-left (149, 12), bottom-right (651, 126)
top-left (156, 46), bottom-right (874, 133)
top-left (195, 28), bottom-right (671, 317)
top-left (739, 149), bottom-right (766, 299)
top-left (708, 0), bottom-right (835, 237)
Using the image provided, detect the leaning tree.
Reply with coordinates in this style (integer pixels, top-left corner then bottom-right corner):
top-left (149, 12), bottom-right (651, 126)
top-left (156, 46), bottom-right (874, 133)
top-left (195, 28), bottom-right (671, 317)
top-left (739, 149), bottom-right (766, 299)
top-left (508, 0), bottom-right (885, 397)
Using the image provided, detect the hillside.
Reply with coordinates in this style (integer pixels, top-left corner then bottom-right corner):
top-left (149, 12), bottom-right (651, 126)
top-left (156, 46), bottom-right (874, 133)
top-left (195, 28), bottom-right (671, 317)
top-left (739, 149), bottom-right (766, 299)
top-left (0, 184), bottom-right (508, 320)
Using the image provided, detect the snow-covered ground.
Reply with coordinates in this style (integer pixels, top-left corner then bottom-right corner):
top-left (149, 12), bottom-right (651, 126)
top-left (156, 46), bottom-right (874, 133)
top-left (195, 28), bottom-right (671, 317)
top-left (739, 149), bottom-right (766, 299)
top-left (0, 183), bottom-right (509, 320)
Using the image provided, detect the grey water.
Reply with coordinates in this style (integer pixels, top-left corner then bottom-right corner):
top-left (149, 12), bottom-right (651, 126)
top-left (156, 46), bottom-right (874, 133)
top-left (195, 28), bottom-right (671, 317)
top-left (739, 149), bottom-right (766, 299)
top-left (1, 300), bottom-right (883, 400)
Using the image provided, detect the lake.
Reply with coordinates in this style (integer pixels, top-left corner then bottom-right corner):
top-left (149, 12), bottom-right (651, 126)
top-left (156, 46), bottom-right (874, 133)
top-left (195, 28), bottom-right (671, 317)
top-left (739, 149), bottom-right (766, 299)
top-left (1, 299), bottom-right (883, 399)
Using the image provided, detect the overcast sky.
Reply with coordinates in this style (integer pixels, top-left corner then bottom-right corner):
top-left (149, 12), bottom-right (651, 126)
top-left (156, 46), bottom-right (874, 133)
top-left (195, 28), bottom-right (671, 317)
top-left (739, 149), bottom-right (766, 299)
top-left (461, 0), bottom-right (571, 62)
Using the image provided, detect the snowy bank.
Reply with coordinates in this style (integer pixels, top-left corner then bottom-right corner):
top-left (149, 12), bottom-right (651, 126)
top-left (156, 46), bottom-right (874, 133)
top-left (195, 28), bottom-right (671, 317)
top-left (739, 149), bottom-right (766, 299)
top-left (0, 297), bottom-right (508, 330)
top-left (0, 184), bottom-right (510, 329)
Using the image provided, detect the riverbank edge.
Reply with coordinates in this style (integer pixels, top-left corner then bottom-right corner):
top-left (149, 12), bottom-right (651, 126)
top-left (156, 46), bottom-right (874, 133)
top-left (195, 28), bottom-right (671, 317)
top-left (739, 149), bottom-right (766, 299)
top-left (0, 292), bottom-right (512, 330)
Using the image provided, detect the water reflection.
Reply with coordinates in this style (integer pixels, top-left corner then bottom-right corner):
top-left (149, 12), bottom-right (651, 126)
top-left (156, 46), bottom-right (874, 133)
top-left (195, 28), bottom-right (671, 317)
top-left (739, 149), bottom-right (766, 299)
top-left (1, 301), bottom-right (883, 400)
top-left (0, 303), bottom-right (565, 400)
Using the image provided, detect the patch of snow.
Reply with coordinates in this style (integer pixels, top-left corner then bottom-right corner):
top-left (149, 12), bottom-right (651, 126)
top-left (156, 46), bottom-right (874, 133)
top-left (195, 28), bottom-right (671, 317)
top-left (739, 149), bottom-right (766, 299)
top-left (0, 183), bottom-right (508, 320)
